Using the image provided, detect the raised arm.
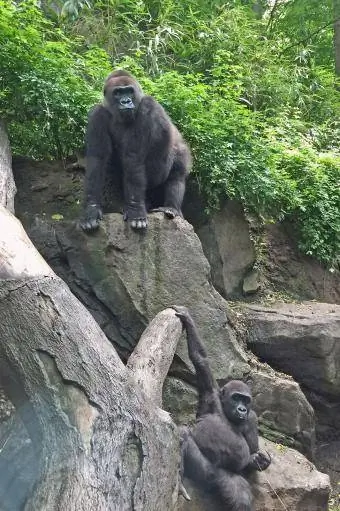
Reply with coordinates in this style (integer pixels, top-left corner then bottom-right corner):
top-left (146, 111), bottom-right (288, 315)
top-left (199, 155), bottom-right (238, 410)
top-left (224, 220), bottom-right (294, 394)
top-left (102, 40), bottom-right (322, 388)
top-left (173, 306), bottom-right (220, 416)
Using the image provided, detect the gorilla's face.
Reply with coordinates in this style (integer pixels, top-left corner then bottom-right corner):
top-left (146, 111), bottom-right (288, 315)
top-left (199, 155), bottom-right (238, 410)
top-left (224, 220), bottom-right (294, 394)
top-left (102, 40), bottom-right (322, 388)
top-left (220, 381), bottom-right (252, 424)
top-left (104, 75), bottom-right (143, 122)
top-left (112, 86), bottom-right (137, 118)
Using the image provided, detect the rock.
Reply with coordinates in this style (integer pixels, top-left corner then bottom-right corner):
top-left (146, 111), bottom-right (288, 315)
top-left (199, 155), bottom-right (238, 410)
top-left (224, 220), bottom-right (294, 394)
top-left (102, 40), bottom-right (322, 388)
top-left (244, 301), bottom-right (340, 441)
top-left (163, 377), bottom-right (197, 425)
top-left (188, 199), bottom-right (256, 298)
top-left (178, 438), bottom-right (330, 511)
top-left (247, 371), bottom-right (315, 456)
top-left (245, 302), bottom-right (340, 398)
top-left (243, 269), bottom-right (261, 295)
top-left (27, 213), bottom-right (315, 452)
top-left (264, 223), bottom-right (340, 304)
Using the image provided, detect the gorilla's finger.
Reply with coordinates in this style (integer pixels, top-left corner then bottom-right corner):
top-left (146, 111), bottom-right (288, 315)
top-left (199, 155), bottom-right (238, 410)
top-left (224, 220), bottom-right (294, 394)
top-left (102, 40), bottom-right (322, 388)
top-left (265, 450), bottom-right (272, 462)
top-left (150, 206), bottom-right (177, 218)
top-left (164, 208), bottom-right (176, 219)
top-left (131, 220), bottom-right (137, 228)
top-left (89, 219), bottom-right (99, 230)
top-left (84, 221), bottom-right (93, 231)
top-left (179, 482), bottom-right (191, 501)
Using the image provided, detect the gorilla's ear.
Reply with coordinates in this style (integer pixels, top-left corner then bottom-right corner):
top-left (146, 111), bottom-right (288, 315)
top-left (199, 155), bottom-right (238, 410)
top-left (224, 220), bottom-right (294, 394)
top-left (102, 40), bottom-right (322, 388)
top-left (219, 385), bottom-right (227, 400)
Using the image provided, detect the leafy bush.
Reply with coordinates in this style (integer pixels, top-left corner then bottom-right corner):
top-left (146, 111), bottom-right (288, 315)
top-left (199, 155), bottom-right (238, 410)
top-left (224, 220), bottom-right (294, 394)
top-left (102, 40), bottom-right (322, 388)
top-left (0, 0), bottom-right (111, 158)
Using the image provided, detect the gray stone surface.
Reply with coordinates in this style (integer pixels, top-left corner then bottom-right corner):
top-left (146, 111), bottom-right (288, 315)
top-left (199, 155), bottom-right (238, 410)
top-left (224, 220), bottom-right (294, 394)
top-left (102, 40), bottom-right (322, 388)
top-left (195, 200), bottom-right (256, 298)
top-left (243, 269), bottom-right (261, 295)
top-left (245, 302), bottom-right (340, 397)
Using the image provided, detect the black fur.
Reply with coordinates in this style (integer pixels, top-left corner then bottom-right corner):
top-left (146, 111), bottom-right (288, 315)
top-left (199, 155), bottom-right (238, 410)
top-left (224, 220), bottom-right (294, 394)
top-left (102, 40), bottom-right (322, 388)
top-left (80, 70), bottom-right (191, 231)
top-left (173, 306), bottom-right (271, 511)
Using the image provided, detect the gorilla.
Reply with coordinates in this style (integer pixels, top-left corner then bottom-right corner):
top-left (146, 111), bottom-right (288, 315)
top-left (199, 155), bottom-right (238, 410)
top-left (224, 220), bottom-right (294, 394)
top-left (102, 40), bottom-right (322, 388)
top-left (80, 70), bottom-right (192, 231)
top-left (173, 306), bottom-right (271, 511)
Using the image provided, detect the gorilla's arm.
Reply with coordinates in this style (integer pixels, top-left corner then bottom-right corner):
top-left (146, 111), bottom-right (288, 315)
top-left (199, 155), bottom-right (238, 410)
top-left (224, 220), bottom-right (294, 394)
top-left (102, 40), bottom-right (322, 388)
top-left (241, 411), bottom-right (271, 472)
top-left (173, 307), bottom-right (220, 415)
top-left (81, 106), bottom-right (112, 231)
top-left (241, 410), bottom-right (259, 454)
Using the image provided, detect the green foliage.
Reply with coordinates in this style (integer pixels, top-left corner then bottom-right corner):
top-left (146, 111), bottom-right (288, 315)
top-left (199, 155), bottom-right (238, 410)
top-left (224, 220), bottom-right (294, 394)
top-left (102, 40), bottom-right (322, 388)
top-left (0, 0), bottom-right (339, 265)
top-left (0, 0), bottom-right (111, 158)
top-left (148, 71), bottom-right (339, 265)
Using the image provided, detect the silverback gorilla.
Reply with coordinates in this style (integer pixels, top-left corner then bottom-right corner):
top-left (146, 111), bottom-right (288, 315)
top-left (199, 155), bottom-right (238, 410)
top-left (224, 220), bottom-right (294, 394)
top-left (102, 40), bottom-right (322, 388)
top-left (80, 70), bottom-right (192, 231)
top-left (173, 306), bottom-right (271, 511)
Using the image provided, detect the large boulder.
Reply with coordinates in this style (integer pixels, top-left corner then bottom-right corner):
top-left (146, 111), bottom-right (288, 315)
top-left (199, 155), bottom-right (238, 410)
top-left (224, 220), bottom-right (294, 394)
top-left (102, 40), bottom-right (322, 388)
top-left (27, 213), bottom-right (315, 453)
top-left (188, 200), bottom-right (256, 298)
top-left (264, 223), bottom-right (340, 304)
top-left (178, 438), bottom-right (330, 511)
top-left (244, 302), bottom-right (340, 440)
top-left (245, 302), bottom-right (340, 398)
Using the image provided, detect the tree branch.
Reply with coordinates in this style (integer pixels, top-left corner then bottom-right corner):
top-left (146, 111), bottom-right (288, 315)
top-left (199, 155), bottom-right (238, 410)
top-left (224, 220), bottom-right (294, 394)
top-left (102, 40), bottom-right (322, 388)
top-left (0, 121), bottom-right (16, 213)
top-left (127, 308), bottom-right (183, 407)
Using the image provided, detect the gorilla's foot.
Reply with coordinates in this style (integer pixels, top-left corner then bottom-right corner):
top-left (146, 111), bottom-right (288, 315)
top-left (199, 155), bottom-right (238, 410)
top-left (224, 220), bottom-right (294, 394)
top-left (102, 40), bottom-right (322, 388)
top-left (80, 204), bottom-right (103, 232)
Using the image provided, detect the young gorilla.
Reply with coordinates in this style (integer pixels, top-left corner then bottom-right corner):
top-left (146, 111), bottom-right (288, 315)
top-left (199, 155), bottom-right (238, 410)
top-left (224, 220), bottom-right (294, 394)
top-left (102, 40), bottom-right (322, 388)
top-left (80, 70), bottom-right (192, 231)
top-left (173, 306), bottom-right (271, 511)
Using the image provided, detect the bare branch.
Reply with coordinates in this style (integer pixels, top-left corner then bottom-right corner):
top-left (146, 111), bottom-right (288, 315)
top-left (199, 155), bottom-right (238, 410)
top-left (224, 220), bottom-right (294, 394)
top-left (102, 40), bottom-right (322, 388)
top-left (0, 205), bottom-right (53, 278)
top-left (127, 308), bottom-right (183, 407)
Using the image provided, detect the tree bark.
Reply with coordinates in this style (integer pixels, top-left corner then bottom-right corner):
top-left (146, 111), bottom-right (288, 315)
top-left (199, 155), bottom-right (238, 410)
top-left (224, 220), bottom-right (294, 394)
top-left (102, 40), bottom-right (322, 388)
top-left (127, 310), bottom-right (183, 408)
top-left (0, 121), bottom-right (16, 213)
top-left (0, 154), bottom-right (183, 509)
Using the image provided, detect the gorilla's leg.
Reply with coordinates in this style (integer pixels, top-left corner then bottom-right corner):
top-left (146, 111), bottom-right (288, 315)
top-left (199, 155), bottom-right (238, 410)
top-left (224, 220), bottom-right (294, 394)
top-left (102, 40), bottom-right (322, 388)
top-left (151, 153), bottom-right (188, 218)
top-left (215, 470), bottom-right (253, 511)
top-left (179, 427), bottom-right (215, 488)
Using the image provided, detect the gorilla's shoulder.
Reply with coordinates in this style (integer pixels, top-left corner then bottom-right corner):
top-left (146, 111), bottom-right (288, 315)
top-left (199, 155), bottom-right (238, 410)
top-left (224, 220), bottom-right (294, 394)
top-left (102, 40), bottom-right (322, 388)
top-left (140, 95), bottom-right (165, 113)
top-left (88, 104), bottom-right (110, 120)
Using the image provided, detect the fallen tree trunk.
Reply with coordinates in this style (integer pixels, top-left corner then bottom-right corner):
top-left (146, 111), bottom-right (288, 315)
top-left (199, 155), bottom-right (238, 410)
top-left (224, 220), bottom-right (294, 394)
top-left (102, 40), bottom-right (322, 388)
top-left (0, 135), bottom-right (183, 509)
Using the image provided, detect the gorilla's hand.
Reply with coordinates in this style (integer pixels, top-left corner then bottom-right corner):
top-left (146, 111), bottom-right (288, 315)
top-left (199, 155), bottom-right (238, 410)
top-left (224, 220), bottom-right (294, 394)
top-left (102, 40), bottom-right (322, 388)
top-left (150, 206), bottom-right (182, 219)
top-left (172, 306), bottom-right (194, 326)
top-left (248, 450), bottom-right (271, 472)
top-left (80, 204), bottom-right (103, 231)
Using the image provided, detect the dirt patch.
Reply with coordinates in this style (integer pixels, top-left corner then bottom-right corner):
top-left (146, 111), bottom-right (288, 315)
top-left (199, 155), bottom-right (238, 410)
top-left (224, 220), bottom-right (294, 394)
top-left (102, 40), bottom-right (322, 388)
top-left (13, 157), bottom-right (84, 226)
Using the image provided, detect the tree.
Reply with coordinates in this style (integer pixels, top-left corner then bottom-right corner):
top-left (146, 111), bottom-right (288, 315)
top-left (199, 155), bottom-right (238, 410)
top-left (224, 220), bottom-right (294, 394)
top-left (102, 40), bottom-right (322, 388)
top-left (0, 127), bottom-right (183, 509)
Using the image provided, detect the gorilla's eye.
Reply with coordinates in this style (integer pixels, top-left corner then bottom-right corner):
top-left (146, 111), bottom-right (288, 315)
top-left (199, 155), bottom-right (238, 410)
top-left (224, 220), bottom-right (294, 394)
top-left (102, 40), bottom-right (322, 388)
top-left (231, 393), bottom-right (251, 404)
top-left (113, 86), bottom-right (134, 97)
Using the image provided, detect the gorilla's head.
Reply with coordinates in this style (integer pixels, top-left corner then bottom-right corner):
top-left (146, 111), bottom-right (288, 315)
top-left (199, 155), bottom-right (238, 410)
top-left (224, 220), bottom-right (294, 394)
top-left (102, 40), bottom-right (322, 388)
top-left (220, 380), bottom-right (252, 424)
top-left (104, 70), bottom-right (144, 122)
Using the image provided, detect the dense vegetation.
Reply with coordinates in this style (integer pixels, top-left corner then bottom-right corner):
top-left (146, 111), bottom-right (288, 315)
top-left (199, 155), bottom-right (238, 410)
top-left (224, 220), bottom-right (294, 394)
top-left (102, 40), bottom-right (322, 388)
top-left (0, 0), bottom-right (339, 266)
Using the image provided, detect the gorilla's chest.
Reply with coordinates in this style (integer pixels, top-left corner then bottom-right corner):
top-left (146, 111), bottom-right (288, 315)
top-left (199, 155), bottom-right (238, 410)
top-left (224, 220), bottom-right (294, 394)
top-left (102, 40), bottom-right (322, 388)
top-left (193, 414), bottom-right (250, 472)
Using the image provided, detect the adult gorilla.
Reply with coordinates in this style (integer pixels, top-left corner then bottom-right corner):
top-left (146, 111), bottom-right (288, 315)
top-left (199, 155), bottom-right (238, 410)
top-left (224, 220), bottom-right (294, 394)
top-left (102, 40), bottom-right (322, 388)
top-left (80, 70), bottom-right (192, 231)
top-left (173, 306), bottom-right (271, 511)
